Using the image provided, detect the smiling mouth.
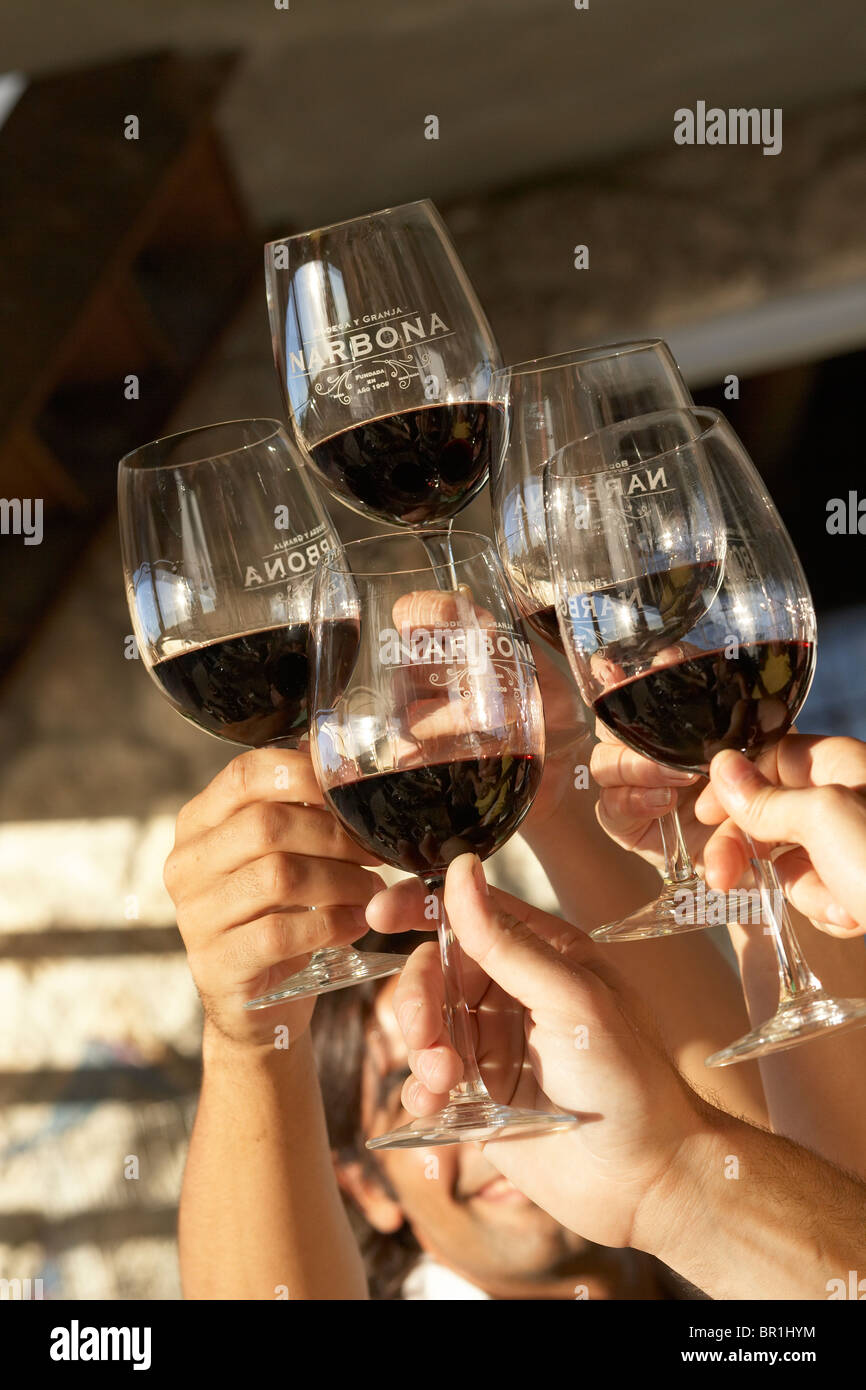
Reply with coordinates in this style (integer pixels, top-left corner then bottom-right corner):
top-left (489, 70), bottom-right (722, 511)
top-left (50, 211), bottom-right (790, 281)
top-left (471, 1176), bottom-right (532, 1205)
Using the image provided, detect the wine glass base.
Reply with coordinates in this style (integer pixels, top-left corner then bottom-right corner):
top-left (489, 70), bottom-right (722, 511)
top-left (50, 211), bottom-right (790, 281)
top-left (705, 992), bottom-right (866, 1067)
top-left (590, 875), bottom-right (740, 942)
top-left (366, 1096), bottom-right (577, 1150)
top-left (244, 951), bottom-right (407, 1009)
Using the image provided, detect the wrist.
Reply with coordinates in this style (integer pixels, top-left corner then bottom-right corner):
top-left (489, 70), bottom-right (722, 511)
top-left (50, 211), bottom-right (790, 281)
top-left (630, 1102), bottom-right (741, 1280)
top-left (202, 1016), bottom-right (313, 1080)
top-left (631, 1105), bottom-right (845, 1300)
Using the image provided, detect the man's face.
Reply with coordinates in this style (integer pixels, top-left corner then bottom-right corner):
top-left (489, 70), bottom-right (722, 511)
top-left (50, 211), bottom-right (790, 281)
top-left (357, 974), bottom-right (598, 1296)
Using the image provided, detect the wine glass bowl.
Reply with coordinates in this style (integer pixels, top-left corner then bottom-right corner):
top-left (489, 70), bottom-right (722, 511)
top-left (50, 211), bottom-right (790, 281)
top-left (546, 407), bottom-right (866, 1063)
top-left (490, 342), bottom-right (724, 938)
top-left (489, 340), bottom-right (692, 625)
top-left (118, 418), bottom-right (408, 1005)
top-left (266, 200), bottom-right (501, 529)
top-left (119, 419), bottom-right (339, 750)
top-left (546, 410), bottom-right (811, 772)
top-left (310, 530), bottom-right (578, 1146)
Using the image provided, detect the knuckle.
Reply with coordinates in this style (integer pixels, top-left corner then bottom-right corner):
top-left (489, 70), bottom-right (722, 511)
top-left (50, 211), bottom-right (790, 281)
top-left (307, 908), bottom-right (341, 950)
top-left (813, 784), bottom-right (851, 821)
top-left (225, 752), bottom-right (252, 797)
top-left (162, 851), bottom-right (178, 894)
top-left (257, 913), bottom-right (292, 963)
top-left (162, 849), bottom-right (187, 902)
top-left (261, 852), bottom-right (298, 903)
top-left (248, 801), bottom-right (286, 851)
top-left (588, 744), bottom-right (608, 774)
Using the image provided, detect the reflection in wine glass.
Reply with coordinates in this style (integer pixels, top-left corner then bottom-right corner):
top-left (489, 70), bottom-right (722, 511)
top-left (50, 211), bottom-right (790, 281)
top-left (547, 408), bottom-right (866, 1064)
top-left (265, 200), bottom-right (501, 536)
top-left (311, 530), bottom-right (578, 1147)
top-left (490, 343), bottom-right (728, 936)
top-left (118, 418), bottom-right (408, 1005)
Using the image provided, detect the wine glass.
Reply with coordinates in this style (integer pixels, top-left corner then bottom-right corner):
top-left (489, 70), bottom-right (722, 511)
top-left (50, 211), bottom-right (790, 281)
top-left (310, 530), bottom-right (577, 1146)
top-left (265, 199), bottom-right (500, 553)
top-left (490, 342), bottom-right (720, 938)
top-left (118, 418), bottom-right (407, 1005)
top-left (545, 407), bottom-right (866, 1064)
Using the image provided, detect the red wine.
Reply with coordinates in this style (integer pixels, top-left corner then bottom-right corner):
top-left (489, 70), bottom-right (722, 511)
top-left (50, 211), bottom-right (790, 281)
top-left (521, 604), bottom-right (565, 654)
top-left (564, 561), bottom-right (722, 661)
top-left (152, 621), bottom-right (358, 748)
top-left (308, 402), bottom-right (493, 526)
top-left (593, 640), bottom-right (815, 772)
top-left (327, 753), bottom-right (541, 877)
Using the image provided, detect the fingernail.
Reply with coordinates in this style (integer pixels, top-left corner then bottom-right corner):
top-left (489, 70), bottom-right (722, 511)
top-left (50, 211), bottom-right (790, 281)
top-left (405, 1081), bottom-right (425, 1111)
top-left (415, 1052), bottom-right (437, 1087)
top-left (644, 788), bottom-right (673, 808)
top-left (667, 771), bottom-right (699, 785)
top-left (471, 854), bottom-right (489, 896)
top-left (397, 1000), bottom-right (421, 1037)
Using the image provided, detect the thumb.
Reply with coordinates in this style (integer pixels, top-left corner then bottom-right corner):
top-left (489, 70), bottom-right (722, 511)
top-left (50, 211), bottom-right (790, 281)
top-left (708, 749), bottom-right (817, 848)
top-left (443, 854), bottom-right (598, 1017)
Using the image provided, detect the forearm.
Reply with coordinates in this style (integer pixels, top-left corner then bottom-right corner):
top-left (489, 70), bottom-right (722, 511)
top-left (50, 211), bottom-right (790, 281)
top-left (179, 1023), bottom-right (367, 1300)
top-left (638, 1110), bottom-right (866, 1299)
top-left (522, 773), bottom-right (662, 930)
top-left (523, 789), bottom-right (768, 1127)
top-left (727, 912), bottom-right (866, 1177)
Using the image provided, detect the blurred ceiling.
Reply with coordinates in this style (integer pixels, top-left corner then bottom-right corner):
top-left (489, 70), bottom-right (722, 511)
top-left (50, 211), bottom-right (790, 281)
top-left (4, 0), bottom-right (866, 228)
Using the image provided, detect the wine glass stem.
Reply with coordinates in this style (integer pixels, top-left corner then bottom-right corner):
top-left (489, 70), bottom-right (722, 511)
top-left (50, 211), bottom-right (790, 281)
top-left (416, 520), bottom-right (460, 589)
top-left (747, 840), bottom-right (823, 1003)
top-left (424, 875), bottom-right (491, 1100)
top-left (658, 807), bottom-right (699, 885)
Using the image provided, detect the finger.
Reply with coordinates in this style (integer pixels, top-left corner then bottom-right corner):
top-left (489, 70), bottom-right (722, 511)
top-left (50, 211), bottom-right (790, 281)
top-left (180, 855), bottom-right (385, 939)
top-left (709, 751), bottom-right (866, 931)
top-left (404, 696), bottom-right (518, 755)
top-left (696, 737), bottom-right (866, 824)
top-left (366, 878), bottom-right (432, 935)
top-left (176, 749), bottom-right (324, 840)
top-left (442, 854), bottom-right (606, 1017)
top-left (709, 750), bottom-right (829, 848)
top-left (773, 734), bottom-right (866, 792)
top-left (167, 802), bottom-right (379, 897)
top-left (401, 1074), bottom-right (453, 1116)
top-left (771, 847), bottom-right (848, 928)
top-left (391, 590), bottom-right (497, 631)
top-left (693, 779), bottom-right (727, 825)
top-left (213, 903), bottom-right (371, 979)
top-left (391, 941), bottom-right (448, 1050)
top-left (390, 942), bottom-right (465, 1100)
top-left (590, 741), bottom-right (698, 790)
top-left (472, 879), bottom-right (598, 963)
top-left (596, 785), bottom-right (679, 846)
top-left (702, 818), bottom-right (752, 892)
top-left (407, 1044), bottom-right (464, 1096)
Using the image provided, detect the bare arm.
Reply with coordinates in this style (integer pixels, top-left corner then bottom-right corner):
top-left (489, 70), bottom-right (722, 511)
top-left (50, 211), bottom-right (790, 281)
top-left (640, 1111), bottom-right (866, 1300)
top-left (164, 748), bottom-right (385, 1299)
top-left (180, 1024), bottom-right (366, 1300)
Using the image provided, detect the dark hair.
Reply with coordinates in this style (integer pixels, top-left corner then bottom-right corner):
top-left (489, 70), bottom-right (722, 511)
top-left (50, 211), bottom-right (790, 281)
top-left (310, 929), bottom-right (421, 1300)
